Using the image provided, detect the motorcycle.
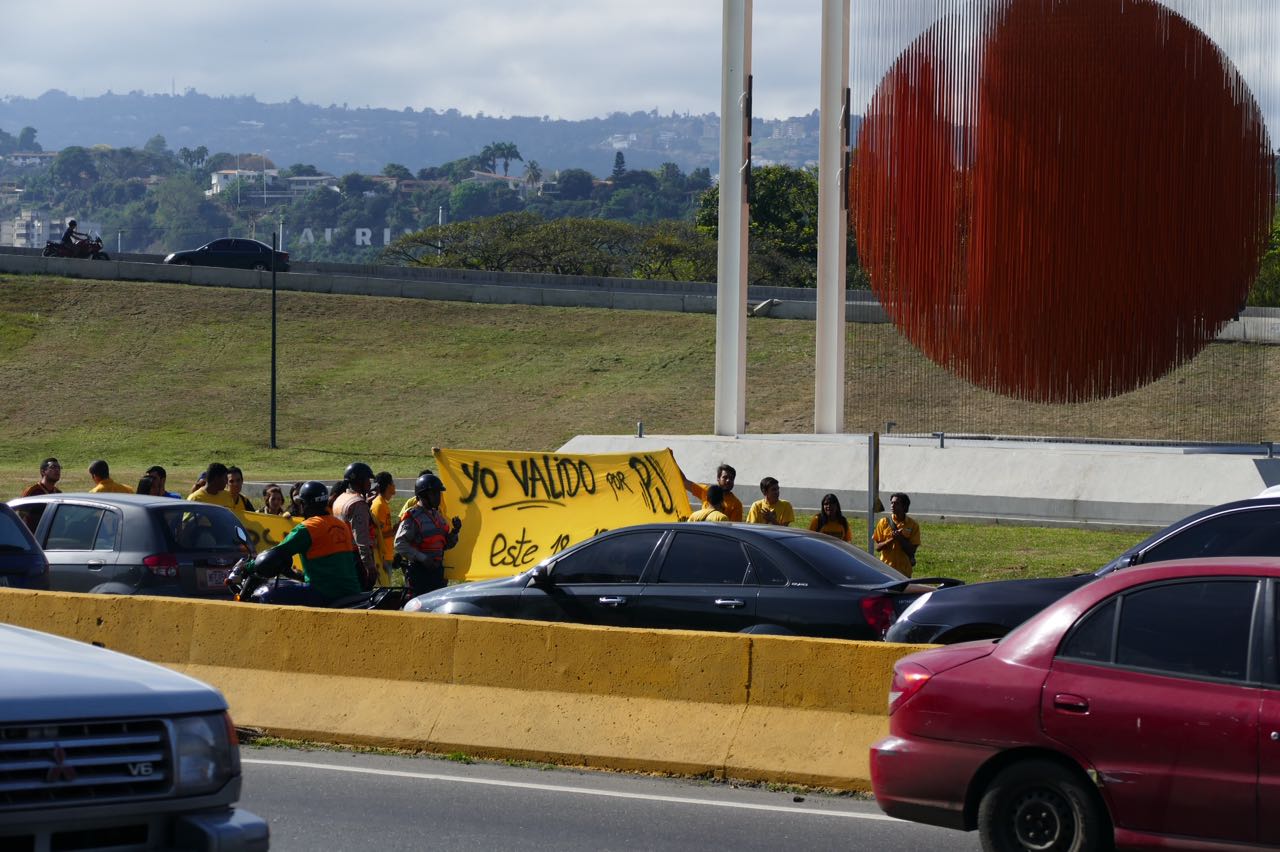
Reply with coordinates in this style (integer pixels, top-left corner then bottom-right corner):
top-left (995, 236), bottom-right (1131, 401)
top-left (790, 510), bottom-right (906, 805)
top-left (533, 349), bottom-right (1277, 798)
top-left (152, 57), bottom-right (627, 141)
top-left (225, 556), bottom-right (409, 610)
top-left (42, 233), bottom-right (110, 260)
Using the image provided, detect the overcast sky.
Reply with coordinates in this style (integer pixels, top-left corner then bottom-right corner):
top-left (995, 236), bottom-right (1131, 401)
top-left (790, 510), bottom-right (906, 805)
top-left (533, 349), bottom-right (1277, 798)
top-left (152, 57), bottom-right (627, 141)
top-left (2, 1), bottom-right (1275, 128)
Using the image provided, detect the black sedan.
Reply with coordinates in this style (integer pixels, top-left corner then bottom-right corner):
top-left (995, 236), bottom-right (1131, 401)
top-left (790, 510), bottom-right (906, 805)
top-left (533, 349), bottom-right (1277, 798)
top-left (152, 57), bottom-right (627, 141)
top-left (887, 495), bottom-right (1280, 644)
top-left (403, 523), bottom-right (960, 639)
top-left (163, 237), bottom-right (290, 271)
top-left (8, 493), bottom-right (250, 598)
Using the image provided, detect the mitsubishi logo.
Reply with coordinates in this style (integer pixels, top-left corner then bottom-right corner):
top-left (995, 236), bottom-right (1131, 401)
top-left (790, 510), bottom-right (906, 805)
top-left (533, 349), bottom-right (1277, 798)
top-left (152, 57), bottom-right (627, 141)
top-left (46, 745), bottom-right (77, 783)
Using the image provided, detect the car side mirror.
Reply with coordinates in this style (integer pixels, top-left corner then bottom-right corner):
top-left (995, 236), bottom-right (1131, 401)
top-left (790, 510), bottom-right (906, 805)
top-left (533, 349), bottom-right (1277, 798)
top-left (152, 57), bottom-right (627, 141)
top-left (529, 564), bottom-right (553, 586)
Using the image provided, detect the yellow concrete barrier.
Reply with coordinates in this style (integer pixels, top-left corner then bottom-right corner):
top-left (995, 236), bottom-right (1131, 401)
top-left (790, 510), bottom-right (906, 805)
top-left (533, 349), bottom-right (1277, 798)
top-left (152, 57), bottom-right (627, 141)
top-left (0, 589), bottom-right (931, 790)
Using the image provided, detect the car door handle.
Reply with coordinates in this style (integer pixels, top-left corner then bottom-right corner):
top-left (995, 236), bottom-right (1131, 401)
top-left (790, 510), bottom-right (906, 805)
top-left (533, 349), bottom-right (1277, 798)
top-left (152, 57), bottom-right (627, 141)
top-left (714, 598), bottom-right (746, 608)
top-left (1053, 693), bottom-right (1090, 714)
top-left (597, 596), bottom-right (627, 607)
top-left (86, 560), bottom-right (105, 570)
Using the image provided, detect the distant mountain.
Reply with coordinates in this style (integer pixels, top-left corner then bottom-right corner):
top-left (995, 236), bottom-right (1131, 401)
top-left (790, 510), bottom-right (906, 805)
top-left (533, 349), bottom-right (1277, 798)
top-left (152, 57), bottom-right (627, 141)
top-left (0, 90), bottom-right (830, 177)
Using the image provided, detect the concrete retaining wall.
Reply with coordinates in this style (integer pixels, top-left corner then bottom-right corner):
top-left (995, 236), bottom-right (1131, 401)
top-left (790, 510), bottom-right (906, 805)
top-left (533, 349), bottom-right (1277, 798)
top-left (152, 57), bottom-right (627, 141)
top-left (0, 589), bottom-right (926, 790)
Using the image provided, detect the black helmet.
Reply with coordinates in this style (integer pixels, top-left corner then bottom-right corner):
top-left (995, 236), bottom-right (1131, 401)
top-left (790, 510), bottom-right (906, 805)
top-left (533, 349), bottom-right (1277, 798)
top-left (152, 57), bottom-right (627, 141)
top-left (344, 461), bottom-right (374, 483)
top-left (68, 219), bottom-right (77, 227)
top-left (414, 473), bottom-right (446, 499)
top-left (297, 480), bottom-right (330, 515)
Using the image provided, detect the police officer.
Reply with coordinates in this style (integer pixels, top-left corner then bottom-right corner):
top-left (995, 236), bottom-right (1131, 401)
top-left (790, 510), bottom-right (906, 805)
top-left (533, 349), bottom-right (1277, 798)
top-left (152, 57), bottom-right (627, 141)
top-left (394, 473), bottom-right (461, 596)
top-left (245, 480), bottom-right (364, 606)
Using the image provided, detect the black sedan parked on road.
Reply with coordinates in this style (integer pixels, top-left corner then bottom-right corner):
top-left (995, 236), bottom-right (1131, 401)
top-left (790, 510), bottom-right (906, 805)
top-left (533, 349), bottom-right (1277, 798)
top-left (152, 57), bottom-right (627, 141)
top-left (403, 523), bottom-right (960, 639)
top-left (8, 493), bottom-right (251, 598)
top-left (163, 237), bottom-right (290, 271)
top-left (887, 495), bottom-right (1280, 644)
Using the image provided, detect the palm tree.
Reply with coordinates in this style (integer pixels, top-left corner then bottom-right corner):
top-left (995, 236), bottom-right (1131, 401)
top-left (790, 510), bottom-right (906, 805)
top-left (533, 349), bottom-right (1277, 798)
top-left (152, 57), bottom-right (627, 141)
top-left (523, 160), bottom-right (543, 189)
top-left (492, 142), bottom-right (523, 176)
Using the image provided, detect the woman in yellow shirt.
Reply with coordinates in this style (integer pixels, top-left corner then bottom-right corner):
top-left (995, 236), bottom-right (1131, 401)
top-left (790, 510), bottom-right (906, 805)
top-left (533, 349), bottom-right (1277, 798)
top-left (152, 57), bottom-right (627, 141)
top-left (808, 493), bottom-right (852, 542)
top-left (370, 472), bottom-right (398, 585)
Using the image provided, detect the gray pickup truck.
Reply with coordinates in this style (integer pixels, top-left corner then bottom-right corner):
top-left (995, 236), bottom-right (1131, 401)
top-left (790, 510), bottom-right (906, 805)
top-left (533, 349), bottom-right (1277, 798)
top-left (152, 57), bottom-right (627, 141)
top-left (0, 622), bottom-right (268, 850)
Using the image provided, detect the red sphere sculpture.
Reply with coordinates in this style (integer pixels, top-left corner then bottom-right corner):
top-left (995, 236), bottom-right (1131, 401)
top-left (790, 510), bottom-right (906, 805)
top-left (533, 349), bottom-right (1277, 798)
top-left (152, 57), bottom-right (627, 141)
top-left (853, 0), bottom-right (1275, 402)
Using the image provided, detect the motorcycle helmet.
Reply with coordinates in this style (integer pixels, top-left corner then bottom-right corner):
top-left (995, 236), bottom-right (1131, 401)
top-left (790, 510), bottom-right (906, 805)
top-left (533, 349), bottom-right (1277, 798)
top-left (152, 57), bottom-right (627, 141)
top-left (297, 480), bottom-right (330, 515)
top-left (414, 473), bottom-right (446, 499)
top-left (344, 461), bottom-right (374, 483)
top-left (68, 219), bottom-right (77, 227)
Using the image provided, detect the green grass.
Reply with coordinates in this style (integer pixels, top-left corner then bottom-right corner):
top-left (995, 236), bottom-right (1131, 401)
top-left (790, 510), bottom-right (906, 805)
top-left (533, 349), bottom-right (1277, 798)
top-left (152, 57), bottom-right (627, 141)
top-left (0, 273), bottom-right (1214, 579)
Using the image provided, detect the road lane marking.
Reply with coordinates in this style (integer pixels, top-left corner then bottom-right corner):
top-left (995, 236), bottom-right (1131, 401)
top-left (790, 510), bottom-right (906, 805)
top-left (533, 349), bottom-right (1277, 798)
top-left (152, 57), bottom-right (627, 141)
top-left (242, 758), bottom-right (895, 821)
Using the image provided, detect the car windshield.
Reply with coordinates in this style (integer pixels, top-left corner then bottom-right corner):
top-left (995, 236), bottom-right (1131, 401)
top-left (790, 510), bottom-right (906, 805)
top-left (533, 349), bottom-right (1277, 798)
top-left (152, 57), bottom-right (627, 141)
top-left (157, 506), bottom-right (247, 552)
top-left (776, 534), bottom-right (907, 585)
top-left (0, 512), bottom-right (35, 553)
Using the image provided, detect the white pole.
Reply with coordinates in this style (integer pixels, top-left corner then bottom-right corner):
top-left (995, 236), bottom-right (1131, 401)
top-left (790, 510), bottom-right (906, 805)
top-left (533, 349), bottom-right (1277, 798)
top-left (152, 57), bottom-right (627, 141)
top-left (715, 0), bottom-right (751, 437)
top-left (815, 0), bottom-right (850, 434)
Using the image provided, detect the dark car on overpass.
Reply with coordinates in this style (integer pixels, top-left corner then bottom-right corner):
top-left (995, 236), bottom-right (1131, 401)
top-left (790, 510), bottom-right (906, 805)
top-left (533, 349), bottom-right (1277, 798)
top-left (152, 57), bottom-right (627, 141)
top-left (404, 523), bottom-right (960, 639)
top-left (8, 493), bottom-right (250, 598)
top-left (163, 238), bottom-right (289, 272)
top-left (0, 502), bottom-right (50, 590)
top-left (886, 495), bottom-right (1280, 644)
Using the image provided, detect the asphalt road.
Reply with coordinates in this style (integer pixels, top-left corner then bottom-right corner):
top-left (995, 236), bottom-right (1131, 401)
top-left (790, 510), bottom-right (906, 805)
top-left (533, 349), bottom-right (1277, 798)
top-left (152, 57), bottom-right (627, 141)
top-left (239, 746), bottom-right (979, 851)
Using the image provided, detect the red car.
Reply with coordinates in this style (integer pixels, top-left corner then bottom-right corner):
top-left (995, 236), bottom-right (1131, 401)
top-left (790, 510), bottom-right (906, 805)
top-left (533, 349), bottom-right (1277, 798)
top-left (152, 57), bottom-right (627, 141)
top-left (871, 558), bottom-right (1280, 851)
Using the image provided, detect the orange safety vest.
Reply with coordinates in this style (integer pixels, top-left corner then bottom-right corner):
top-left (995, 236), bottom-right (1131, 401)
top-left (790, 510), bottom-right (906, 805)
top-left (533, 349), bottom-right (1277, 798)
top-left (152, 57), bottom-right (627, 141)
top-left (405, 507), bottom-right (451, 557)
top-left (300, 515), bottom-right (357, 560)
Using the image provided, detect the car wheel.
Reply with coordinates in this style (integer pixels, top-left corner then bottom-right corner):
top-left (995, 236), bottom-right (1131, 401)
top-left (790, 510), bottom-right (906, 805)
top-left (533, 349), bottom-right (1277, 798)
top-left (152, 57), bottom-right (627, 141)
top-left (253, 262), bottom-right (267, 271)
top-left (977, 760), bottom-right (1109, 852)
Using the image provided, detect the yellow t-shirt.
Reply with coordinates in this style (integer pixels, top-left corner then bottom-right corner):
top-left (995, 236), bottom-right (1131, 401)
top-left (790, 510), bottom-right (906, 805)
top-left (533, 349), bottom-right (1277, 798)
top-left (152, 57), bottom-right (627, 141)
top-left (746, 499), bottom-right (794, 526)
top-left (90, 478), bottom-right (133, 494)
top-left (371, 495), bottom-right (396, 563)
top-left (809, 516), bottom-right (853, 542)
top-left (688, 482), bottom-right (743, 522)
top-left (873, 515), bottom-right (921, 576)
top-left (187, 487), bottom-right (241, 514)
top-left (688, 506), bottom-right (730, 523)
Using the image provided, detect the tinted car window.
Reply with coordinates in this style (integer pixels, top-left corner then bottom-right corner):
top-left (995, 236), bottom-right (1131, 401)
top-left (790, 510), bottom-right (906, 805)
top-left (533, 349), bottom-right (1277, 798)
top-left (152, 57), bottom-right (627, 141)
top-left (745, 545), bottom-right (788, 586)
top-left (94, 510), bottom-right (120, 551)
top-left (1144, 508), bottom-right (1280, 563)
top-left (552, 531), bottom-right (661, 584)
top-left (208, 239), bottom-right (234, 250)
top-left (0, 511), bottom-right (36, 553)
top-left (1059, 599), bottom-right (1118, 663)
top-left (779, 535), bottom-right (905, 584)
top-left (45, 505), bottom-right (105, 550)
top-left (159, 506), bottom-right (246, 552)
top-left (656, 532), bottom-right (750, 585)
top-left (1115, 580), bottom-right (1256, 681)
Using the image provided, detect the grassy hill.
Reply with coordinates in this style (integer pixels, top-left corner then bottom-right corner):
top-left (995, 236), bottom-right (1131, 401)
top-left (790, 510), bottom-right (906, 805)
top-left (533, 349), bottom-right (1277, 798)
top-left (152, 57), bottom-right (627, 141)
top-left (1, 272), bottom-right (1276, 500)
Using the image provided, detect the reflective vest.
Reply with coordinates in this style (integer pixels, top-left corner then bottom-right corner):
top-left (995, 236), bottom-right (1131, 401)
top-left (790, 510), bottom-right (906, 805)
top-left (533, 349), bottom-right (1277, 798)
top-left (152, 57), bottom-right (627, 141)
top-left (405, 507), bottom-right (451, 557)
top-left (300, 515), bottom-right (356, 561)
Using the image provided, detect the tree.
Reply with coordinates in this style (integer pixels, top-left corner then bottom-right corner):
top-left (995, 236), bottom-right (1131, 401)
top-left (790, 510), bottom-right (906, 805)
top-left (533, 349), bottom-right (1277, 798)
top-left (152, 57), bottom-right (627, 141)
top-left (339, 172), bottom-right (375, 197)
top-left (283, 163), bottom-right (320, 177)
top-left (17, 126), bottom-right (39, 151)
top-left (489, 142), bottom-right (523, 176)
top-left (557, 168), bottom-right (595, 201)
top-left (143, 134), bottom-right (170, 156)
top-left (383, 163), bottom-right (413, 181)
top-left (50, 146), bottom-right (98, 189)
top-left (192, 146), bottom-right (208, 168)
top-left (523, 160), bottom-right (543, 189)
top-left (612, 151), bottom-right (627, 181)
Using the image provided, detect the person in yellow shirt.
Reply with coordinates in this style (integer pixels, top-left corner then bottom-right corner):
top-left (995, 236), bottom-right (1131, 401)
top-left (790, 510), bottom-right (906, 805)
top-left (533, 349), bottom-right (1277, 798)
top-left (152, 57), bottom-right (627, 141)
top-left (683, 463), bottom-right (742, 522)
top-left (88, 459), bottom-right (133, 493)
top-left (687, 484), bottom-right (731, 522)
top-left (746, 476), bottom-right (795, 526)
top-left (186, 463), bottom-right (239, 513)
top-left (809, 493), bottom-right (853, 542)
top-left (873, 492), bottom-right (921, 576)
top-left (370, 471), bottom-right (397, 585)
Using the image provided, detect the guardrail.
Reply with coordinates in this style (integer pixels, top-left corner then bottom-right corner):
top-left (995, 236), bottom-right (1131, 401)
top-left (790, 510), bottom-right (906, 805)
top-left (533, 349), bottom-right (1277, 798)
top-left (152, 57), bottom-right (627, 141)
top-left (0, 589), bottom-right (928, 789)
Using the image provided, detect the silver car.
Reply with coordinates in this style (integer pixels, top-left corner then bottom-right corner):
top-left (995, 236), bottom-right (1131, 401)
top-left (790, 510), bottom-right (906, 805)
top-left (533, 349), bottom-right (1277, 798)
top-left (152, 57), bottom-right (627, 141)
top-left (0, 622), bottom-right (268, 848)
top-left (8, 493), bottom-right (250, 597)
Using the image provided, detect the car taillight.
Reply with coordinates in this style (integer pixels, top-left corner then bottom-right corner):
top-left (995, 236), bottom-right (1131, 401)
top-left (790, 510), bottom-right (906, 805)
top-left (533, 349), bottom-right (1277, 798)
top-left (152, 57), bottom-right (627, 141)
top-left (860, 594), bottom-right (897, 638)
top-left (888, 661), bottom-right (933, 714)
top-left (143, 553), bottom-right (179, 577)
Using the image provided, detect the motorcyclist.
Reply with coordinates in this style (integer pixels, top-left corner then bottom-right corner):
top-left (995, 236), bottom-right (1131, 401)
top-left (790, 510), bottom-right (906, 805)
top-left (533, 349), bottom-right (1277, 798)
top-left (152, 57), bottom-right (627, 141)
top-left (243, 480), bottom-right (364, 606)
top-left (332, 461), bottom-right (378, 590)
top-left (61, 219), bottom-right (87, 247)
top-left (394, 473), bottom-right (461, 596)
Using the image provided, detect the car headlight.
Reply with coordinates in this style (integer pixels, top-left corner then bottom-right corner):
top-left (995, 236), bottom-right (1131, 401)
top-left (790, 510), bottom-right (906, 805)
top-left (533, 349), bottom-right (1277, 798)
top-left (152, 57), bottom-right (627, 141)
top-left (403, 597), bottom-right (424, 612)
top-left (163, 254), bottom-right (176, 263)
top-left (173, 713), bottom-right (239, 796)
top-left (899, 591), bottom-right (933, 621)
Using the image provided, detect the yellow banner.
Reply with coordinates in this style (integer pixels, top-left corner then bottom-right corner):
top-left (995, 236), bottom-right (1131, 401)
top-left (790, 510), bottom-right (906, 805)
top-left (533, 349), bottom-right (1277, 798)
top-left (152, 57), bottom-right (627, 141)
top-left (433, 448), bottom-right (691, 580)
top-left (240, 511), bottom-right (305, 571)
